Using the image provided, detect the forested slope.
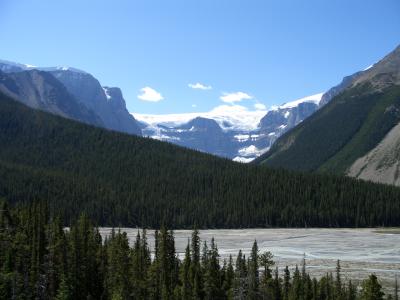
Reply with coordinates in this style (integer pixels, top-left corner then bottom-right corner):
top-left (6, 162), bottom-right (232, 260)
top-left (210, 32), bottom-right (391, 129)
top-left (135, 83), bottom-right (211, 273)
top-left (1, 92), bottom-right (399, 228)
top-left (256, 45), bottom-right (400, 186)
top-left (256, 84), bottom-right (400, 173)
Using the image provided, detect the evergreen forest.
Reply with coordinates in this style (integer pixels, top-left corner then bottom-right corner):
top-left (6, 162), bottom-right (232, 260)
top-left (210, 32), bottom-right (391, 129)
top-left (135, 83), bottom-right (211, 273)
top-left (0, 200), bottom-right (397, 300)
top-left (0, 93), bottom-right (400, 228)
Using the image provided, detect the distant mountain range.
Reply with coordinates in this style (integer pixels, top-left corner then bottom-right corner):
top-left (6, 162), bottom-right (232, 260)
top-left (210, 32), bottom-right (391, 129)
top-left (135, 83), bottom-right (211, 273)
top-left (257, 44), bottom-right (400, 186)
top-left (135, 93), bottom-right (323, 162)
top-left (0, 59), bottom-right (142, 135)
top-left (0, 58), bottom-right (327, 162)
top-left (2, 43), bottom-right (398, 179)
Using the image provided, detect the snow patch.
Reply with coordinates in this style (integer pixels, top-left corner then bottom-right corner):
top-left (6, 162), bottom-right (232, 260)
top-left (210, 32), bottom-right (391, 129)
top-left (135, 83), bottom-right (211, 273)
top-left (363, 64), bottom-right (374, 71)
top-left (278, 93), bottom-right (324, 109)
top-left (238, 145), bottom-right (264, 157)
top-left (234, 134), bottom-right (250, 142)
top-left (233, 156), bottom-right (255, 163)
top-left (133, 104), bottom-right (267, 132)
top-left (150, 135), bottom-right (180, 141)
top-left (102, 87), bottom-right (112, 100)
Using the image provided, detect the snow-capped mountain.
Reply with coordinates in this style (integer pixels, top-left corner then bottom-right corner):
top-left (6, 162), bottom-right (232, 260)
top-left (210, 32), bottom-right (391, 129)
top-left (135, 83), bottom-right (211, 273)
top-left (0, 59), bottom-right (87, 74)
top-left (0, 59), bottom-right (142, 136)
top-left (134, 93), bottom-right (323, 162)
top-left (136, 105), bottom-right (267, 131)
top-left (0, 58), bottom-right (325, 162)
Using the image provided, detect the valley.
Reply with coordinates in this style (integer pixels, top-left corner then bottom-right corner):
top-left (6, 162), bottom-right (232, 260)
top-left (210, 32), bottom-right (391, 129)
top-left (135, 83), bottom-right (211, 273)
top-left (98, 227), bottom-right (400, 290)
top-left (0, 2), bottom-right (399, 298)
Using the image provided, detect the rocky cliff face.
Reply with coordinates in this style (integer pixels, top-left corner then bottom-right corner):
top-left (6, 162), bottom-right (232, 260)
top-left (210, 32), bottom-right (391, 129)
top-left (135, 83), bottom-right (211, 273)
top-left (49, 70), bottom-right (142, 135)
top-left (0, 60), bottom-right (142, 135)
top-left (0, 70), bottom-right (102, 126)
top-left (347, 121), bottom-right (400, 186)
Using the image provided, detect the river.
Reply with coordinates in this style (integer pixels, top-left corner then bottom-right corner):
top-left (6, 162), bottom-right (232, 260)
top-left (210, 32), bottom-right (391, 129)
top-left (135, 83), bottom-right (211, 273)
top-left (98, 228), bottom-right (400, 289)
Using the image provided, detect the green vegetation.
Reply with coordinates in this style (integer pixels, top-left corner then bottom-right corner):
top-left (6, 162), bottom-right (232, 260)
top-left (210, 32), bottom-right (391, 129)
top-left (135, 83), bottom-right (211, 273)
top-left (257, 84), bottom-right (400, 173)
top-left (1, 92), bottom-right (400, 227)
top-left (0, 200), bottom-right (397, 300)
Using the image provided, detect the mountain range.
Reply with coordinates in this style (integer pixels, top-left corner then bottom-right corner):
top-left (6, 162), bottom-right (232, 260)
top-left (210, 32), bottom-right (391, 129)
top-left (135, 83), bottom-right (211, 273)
top-left (1, 89), bottom-right (398, 227)
top-left (0, 59), bottom-right (324, 162)
top-left (1, 44), bottom-right (399, 187)
top-left (257, 44), bottom-right (400, 186)
top-left (0, 60), bottom-right (142, 135)
top-left (135, 93), bottom-right (323, 162)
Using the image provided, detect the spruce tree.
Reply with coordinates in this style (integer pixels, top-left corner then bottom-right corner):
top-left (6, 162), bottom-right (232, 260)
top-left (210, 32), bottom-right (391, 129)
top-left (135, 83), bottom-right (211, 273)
top-left (204, 237), bottom-right (221, 300)
top-left (190, 228), bottom-right (202, 300)
top-left (335, 260), bottom-right (343, 299)
top-left (234, 250), bottom-right (248, 299)
top-left (223, 255), bottom-right (235, 299)
top-left (180, 242), bottom-right (192, 300)
top-left (347, 280), bottom-right (357, 300)
top-left (360, 274), bottom-right (384, 300)
top-left (283, 266), bottom-right (290, 300)
top-left (248, 240), bottom-right (260, 300)
top-left (273, 267), bottom-right (282, 300)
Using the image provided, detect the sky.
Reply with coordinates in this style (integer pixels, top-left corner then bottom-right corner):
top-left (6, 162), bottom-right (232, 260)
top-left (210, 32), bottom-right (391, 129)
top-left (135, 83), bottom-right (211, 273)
top-left (0, 0), bottom-right (399, 114)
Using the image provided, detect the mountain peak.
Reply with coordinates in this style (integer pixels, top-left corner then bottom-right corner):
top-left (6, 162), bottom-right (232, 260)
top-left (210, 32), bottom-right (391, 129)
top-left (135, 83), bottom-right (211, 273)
top-left (273, 93), bottom-right (324, 110)
top-left (0, 59), bottom-right (87, 75)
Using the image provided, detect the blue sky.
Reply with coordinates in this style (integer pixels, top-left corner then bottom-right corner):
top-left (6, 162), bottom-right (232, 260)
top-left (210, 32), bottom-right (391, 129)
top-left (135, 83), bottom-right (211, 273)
top-left (0, 0), bottom-right (399, 114)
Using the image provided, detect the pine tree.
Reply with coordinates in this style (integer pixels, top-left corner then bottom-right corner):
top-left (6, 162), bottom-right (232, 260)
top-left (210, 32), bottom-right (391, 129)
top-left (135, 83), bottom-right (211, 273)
top-left (247, 240), bottom-right (260, 300)
top-left (283, 266), bottom-right (290, 300)
top-left (347, 280), bottom-right (357, 300)
top-left (44, 216), bottom-right (67, 299)
top-left (68, 215), bottom-right (103, 299)
top-left (180, 242), bottom-right (192, 300)
top-left (335, 260), bottom-right (343, 299)
top-left (259, 251), bottom-right (274, 282)
top-left (106, 230), bottom-right (132, 300)
top-left (273, 267), bottom-right (282, 300)
top-left (290, 265), bottom-right (302, 300)
top-left (234, 250), bottom-right (248, 299)
top-left (190, 228), bottom-right (202, 300)
top-left (132, 229), bottom-right (151, 299)
top-left (201, 241), bottom-right (209, 270)
top-left (360, 274), bottom-right (384, 300)
top-left (223, 255), bottom-right (234, 299)
top-left (55, 275), bottom-right (71, 300)
top-left (204, 237), bottom-right (221, 300)
top-left (157, 227), bottom-right (177, 300)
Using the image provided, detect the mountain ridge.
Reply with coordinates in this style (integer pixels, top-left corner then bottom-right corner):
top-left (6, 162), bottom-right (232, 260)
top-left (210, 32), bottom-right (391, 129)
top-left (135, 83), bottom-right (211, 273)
top-left (0, 60), bottom-right (142, 136)
top-left (256, 44), bottom-right (400, 186)
top-left (135, 92), bottom-right (323, 161)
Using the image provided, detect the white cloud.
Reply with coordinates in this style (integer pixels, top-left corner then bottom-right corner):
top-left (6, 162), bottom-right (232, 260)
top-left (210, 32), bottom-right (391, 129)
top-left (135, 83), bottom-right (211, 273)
top-left (188, 82), bottom-right (212, 90)
top-left (220, 91), bottom-right (252, 103)
top-left (192, 104), bottom-right (197, 108)
top-left (254, 103), bottom-right (267, 110)
top-left (138, 87), bottom-right (164, 102)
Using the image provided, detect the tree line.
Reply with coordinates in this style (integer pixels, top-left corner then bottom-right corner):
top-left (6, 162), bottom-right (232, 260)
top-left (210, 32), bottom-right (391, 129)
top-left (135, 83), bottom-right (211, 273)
top-left (0, 200), bottom-right (398, 300)
top-left (1, 93), bottom-right (400, 228)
